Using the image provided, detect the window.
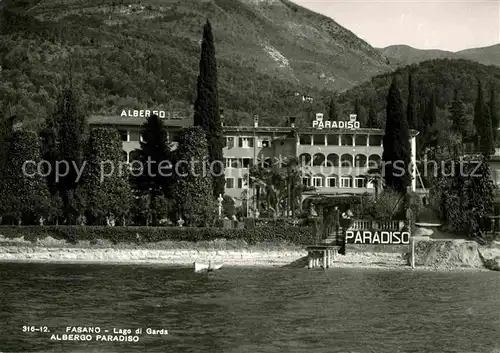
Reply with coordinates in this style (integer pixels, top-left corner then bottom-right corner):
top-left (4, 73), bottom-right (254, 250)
top-left (225, 158), bottom-right (233, 168)
top-left (369, 135), bottom-right (382, 146)
top-left (118, 129), bottom-right (128, 142)
top-left (241, 158), bottom-right (252, 168)
top-left (258, 139), bottom-right (271, 148)
top-left (302, 177), bottom-right (311, 187)
top-left (169, 133), bottom-right (179, 143)
top-left (226, 137), bottom-right (235, 148)
top-left (237, 178), bottom-right (246, 189)
top-left (355, 177), bottom-right (367, 188)
top-left (313, 176), bottom-right (324, 187)
top-left (341, 134), bottom-right (353, 146)
top-left (129, 130), bottom-right (141, 142)
top-left (327, 134), bottom-right (338, 146)
top-left (326, 177), bottom-right (336, 187)
top-left (313, 134), bottom-right (325, 145)
top-left (226, 178), bottom-right (235, 189)
top-left (355, 135), bottom-right (367, 146)
top-left (238, 137), bottom-right (254, 148)
top-left (299, 135), bottom-right (311, 145)
top-left (340, 177), bottom-right (352, 188)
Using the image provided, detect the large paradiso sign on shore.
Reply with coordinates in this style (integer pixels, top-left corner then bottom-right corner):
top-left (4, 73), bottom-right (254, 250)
top-left (121, 110), bottom-right (168, 118)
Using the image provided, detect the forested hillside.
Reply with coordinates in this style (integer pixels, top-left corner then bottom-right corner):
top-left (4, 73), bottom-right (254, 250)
top-left (0, 0), bottom-right (392, 128)
top-left (337, 59), bottom-right (500, 129)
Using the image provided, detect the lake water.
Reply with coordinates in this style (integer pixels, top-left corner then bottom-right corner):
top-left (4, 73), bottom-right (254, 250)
top-left (0, 263), bottom-right (499, 353)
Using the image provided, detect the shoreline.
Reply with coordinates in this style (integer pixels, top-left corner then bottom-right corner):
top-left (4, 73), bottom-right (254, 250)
top-left (0, 258), bottom-right (489, 272)
top-left (0, 243), bottom-right (493, 272)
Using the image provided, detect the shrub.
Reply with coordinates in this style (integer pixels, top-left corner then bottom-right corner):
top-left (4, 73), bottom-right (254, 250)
top-left (0, 225), bottom-right (315, 245)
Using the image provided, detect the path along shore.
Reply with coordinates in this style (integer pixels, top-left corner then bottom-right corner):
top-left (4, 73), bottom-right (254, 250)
top-left (0, 235), bottom-right (499, 271)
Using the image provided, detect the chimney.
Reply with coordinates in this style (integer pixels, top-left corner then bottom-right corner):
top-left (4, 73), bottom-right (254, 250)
top-left (289, 116), bottom-right (296, 128)
top-left (253, 115), bottom-right (259, 128)
top-left (315, 113), bottom-right (324, 121)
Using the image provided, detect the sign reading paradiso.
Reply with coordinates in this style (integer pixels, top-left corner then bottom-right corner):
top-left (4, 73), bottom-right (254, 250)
top-left (312, 113), bottom-right (360, 129)
top-left (121, 110), bottom-right (168, 118)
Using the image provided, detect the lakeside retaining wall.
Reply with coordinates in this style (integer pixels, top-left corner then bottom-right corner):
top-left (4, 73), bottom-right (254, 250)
top-left (0, 235), bottom-right (499, 270)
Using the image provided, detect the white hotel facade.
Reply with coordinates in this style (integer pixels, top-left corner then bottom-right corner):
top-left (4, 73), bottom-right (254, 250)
top-left (88, 112), bottom-right (419, 206)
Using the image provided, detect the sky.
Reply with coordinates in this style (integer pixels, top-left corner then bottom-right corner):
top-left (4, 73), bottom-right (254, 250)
top-left (293, 0), bottom-right (500, 52)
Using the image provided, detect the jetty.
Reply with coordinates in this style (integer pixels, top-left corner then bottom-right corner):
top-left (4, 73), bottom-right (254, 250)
top-left (305, 244), bottom-right (341, 269)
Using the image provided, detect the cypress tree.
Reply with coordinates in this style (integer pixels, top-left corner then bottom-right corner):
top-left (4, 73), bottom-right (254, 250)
top-left (4, 130), bottom-right (51, 224)
top-left (193, 20), bottom-right (224, 197)
top-left (489, 86), bottom-right (499, 143)
top-left (382, 76), bottom-right (411, 194)
top-left (42, 86), bottom-right (87, 223)
top-left (354, 98), bottom-right (366, 126)
top-left (172, 127), bottom-right (214, 226)
top-left (406, 71), bottom-right (417, 130)
top-left (426, 92), bottom-right (437, 128)
top-left (417, 99), bottom-right (427, 135)
top-left (0, 110), bottom-right (15, 220)
top-left (367, 103), bottom-right (377, 128)
top-left (474, 81), bottom-right (494, 155)
top-left (450, 90), bottom-right (468, 137)
top-left (133, 114), bottom-right (172, 224)
top-left (82, 128), bottom-right (132, 225)
top-left (327, 96), bottom-right (338, 120)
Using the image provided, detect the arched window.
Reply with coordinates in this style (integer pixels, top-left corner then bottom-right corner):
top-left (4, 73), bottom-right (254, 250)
top-left (302, 174), bottom-right (312, 187)
top-left (355, 175), bottom-right (367, 188)
top-left (368, 154), bottom-right (381, 169)
top-left (129, 150), bottom-right (141, 163)
top-left (341, 154), bottom-right (353, 168)
top-left (340, 175), bottom-right (353, 188)
top-left (299, 153), bottom-right (311, 167)
top-left (355, 154), bottom-right (367, 168)
top-left (326, 153), bottom-right (339, 168)
top-left (312, 174), bottom-right (324, 187)
top-left (312, 153), bottom-right (325, 167)
top-left (326, 174), bottom-right (338, 188)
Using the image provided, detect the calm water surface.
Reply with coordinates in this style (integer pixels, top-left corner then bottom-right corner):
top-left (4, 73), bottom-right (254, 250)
top-left (0, 263), bottom-right (499, 353)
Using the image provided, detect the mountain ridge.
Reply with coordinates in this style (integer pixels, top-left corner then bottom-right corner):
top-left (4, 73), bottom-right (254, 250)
top-left (378, 43), bottom-right (500, 68)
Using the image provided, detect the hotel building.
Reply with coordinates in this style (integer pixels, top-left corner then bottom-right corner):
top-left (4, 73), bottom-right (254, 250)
top-left (88, 112), bottom-right (419, 207)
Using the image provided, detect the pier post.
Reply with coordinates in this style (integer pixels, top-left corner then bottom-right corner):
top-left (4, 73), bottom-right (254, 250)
top-left (323, 251), bottom-right (327, 269)
top-left (308, 257), bottom-right (313, 269)
top-left (411, 236), bottom-right (415, 269)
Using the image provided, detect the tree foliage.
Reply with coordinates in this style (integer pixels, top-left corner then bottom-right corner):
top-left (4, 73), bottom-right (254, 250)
top-left (474, 81), bottom-right (494, 155)
top-left (489, 86), bottom-right (499, 143)
top-left (450, 89), bottom-right (470, 138)
top-left (193, 20), bottom-right (225, 197)
top-left (82, 127), bottom-right (132, 225)
top-left (40, 86), bottom-right (87, 223)
top-left (132, 114), bottom-right (172, 198)
top-left (172, 126), bottom-right (215, 226)
top-left (382, 76), bottom-right (411, 193)
top-left (406, 71), bottom-right (417, 130)
top-left (431, 154), bottom-right (494, 241)
top-left (2, 130), bottom-right (51, 224)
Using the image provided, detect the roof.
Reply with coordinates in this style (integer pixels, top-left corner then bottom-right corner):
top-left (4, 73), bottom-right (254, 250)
top-left (87, 115), bottom-right (419, 137)
top-left (88, 115), bottom-right (193, 127)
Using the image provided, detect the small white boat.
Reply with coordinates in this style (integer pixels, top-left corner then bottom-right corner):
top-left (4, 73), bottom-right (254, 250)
top-left (193, 260), bottom-right (223, 273)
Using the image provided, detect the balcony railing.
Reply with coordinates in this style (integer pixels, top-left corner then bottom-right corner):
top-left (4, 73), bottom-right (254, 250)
top-left (348, 219), bottom-right (405, 231)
